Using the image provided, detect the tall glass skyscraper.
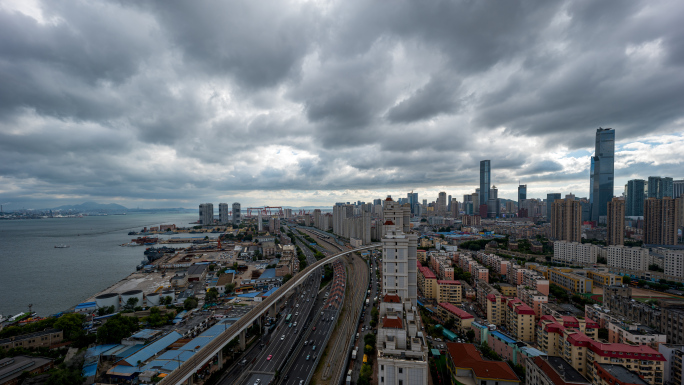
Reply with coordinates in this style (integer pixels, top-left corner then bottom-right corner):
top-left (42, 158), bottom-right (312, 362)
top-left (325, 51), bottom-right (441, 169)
top-left (625, 179), bottom-right (645, 216)
top-left (480, 160), bottom-right (491, 210)
top-left (647, 176), bottom-right (673, 199)
top-left (518, 184), bottom-right (527, 206)
top-left (590, 128), bottom-right (615, 223)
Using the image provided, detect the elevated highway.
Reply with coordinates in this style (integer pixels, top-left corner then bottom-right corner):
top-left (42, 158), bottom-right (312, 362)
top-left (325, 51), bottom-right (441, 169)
top-left (162, 244), bottom-right (382, 385)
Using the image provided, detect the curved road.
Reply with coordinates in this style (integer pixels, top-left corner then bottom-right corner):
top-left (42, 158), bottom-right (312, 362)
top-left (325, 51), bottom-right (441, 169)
top-left (162, 244), bottom-right (382, 385)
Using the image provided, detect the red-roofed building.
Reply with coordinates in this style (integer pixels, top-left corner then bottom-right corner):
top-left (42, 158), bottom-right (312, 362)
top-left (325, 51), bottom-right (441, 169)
top-left (537, 315), bottom-right (599, 352)
top-left (417, 266), bottom-right (437, 299)
top-left (381, 316), bottom-right (403, 329)
top-left (383, 294), bottom-right (401, 304)
top-left (437, 302), bottom-right (474, 333)
top-left (505, 298), bottom-right (536, 342)
top-left (436, 280), bottom-right (462, 304)
top-left (550, 328), bottom-right (666, 384)
top-left (445, 343), bottom-right (520, 385)
top-left (527, 355), bottom-right (591, 385)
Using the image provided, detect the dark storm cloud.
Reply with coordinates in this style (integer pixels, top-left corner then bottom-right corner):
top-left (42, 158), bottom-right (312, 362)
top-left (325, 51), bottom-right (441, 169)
top-left (1, 0), bottom-right (683, 208)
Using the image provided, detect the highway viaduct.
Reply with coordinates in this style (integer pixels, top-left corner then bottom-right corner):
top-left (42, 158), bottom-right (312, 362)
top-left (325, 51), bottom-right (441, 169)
top-left (162, 244), bottom-right (382, 385)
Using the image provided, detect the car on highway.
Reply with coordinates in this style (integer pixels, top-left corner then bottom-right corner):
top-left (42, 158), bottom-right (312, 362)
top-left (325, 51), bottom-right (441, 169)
top-left (304, 340), bottom-right (309, 345)
top-left (312, 326), bottom-right (316, 331)
top-left (281, 335), bottom-right (285, 341)
top-left (306, 355), bottom-right (310, 360)
top-left (312, 345), bottom-right (316, 350)
top-left (267, 355), bottom-right (273, 361)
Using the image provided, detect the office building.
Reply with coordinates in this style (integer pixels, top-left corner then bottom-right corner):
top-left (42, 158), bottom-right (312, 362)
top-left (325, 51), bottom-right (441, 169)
top-left (218, 203), bottom-right (229, 224)
top-left (232, 202), bottom-right (241, 225)
top-left (546, 193), bottom-right (561, 222)
top-left (607, 197), bottom-right (625, 245)
top-left (479, 160), bottom-right (491, 211)
top-left (199, 203), bottom-right (213, 225)
top-left (590, 127), bottom-right (615, 223)
top-left (518, 184), bottom-right (527, 207)
top-left (648, 176), bottom-right (674, 199)
top-left (551, 197), bottom-right (582, 242)
top-left (407, 192), bottom-right (418, 215)
top-left (626, 179), bottom-right (646, 217)
top-left (487, 185), bottom-right (500, 218)
top-left (644, 197), bottom-right (678, 245)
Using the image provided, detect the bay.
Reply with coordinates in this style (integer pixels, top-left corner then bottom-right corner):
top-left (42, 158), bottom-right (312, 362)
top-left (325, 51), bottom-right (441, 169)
top-left (0, 212), bottom-right (201, 317)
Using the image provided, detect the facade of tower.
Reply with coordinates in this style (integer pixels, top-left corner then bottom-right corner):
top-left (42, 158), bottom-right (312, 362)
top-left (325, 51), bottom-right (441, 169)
top-left (644, 197), bottom-right (678, 245)
top-left (407, 192), bottom-right (418, 215)
top-left (648, 176), bottom-right (674, 199)
top-left (232, 202), bottom-right (241, 225)
top-left (674, 180), bottom-right (684, 198)
top-left (551, 198), bottom-right (582, 242)
top-left (487, 185), bottom-right (500, 218)
top-left (546, 193), bottom-right (561, 222)
top-left (625, 179), bottom-right (645, 216)
top-left (257, 210), bottom-right (263, 231)
top-left (607, 198), bottom-right (625, 246)
top-left (199, 203), bottom-right (213, 225)
top-left (218, 203), bottom-right (229, 224)
top-left (437, 192), bottom-right (447, 216)
top-left (518, 184), bottom-right (527, 207)
top-left (479, 160), bottom-right (491, 211)
top-left (590, 127), bottom-right (615, 223)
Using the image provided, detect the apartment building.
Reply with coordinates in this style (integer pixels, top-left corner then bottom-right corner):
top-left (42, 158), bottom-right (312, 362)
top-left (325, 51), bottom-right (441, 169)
top-left (608, 321), bottom-right (666, 349)
top-left (537, 315), bottom-right (599, 355)
top-left (498, 283), bottom-right (517, 297)
top-left (0, 329), bottom-right (63, 350)
top-left (664, 249), bottom-right (684, 278)
top-left (517, 285), bottom-right (548, 317)
top-left (593, 363), bottom-right (650, 385)
top-left (644, 197), bottom-right (679, 245)
top-left (436, 303), bottom-right (473, 334)
top-left (607, 246), bottom-right (649, 271)
top-left (603, 286), bottom-right (662, 329)
top-left (551, 197), bottom-right (583, 242)
top-left (505, 298), bottom-right (536, 342)
top-left (586, 270), bottom-right (623, 287)
top-left (436, 280), bottom-right (462, 304)
top-left (487, 293), bottom-right (506, 326)
top-left (526, 355), bottom-right (591, 385)
top-left (658, 344), bottom-right (684, 385)
top-left (548, 268), bottom-right (594, 294)
top-left (553, 241), bottom-right (599, 266)
top-left (417, 264), bottom-right (437, 299)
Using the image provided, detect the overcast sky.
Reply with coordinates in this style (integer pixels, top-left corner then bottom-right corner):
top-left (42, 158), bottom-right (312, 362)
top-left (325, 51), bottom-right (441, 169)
top-left (1, 0), bottom-right (683, 210)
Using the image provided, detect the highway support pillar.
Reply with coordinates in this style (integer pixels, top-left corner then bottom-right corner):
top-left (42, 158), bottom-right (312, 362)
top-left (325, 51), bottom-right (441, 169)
top-left (239, 329), bottom-right (246, 351)
top-left (187, 375), bottom-right (193, 385)
top-left (269, 304), bottom-right (277, 318)
top-left (217, 350), bottom-right (223, 370)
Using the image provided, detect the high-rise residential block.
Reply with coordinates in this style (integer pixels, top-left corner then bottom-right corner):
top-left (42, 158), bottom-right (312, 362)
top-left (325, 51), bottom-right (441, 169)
top-left (648, 176), bottom-right (674, 199)
top-left (551, 197), bottom-right (582, 242)
top-left (199, 203), bottom-right (213, 225)
top-left (479, 160), bottom-right (490, 210)
top-left (625, 179), bottom-right (646, 216)
top-left (644, 197), bottom-right (678, 245)
top-left (674, 180), bottom-right (684, 198)
top-left (437, 191), bottom-right (447, 216)
top-left (232, 202), bottom-right (241, 225)
top-left (607, 197), bottom-right (625, 246)
top-left (664, 250), bottom-right (684, 278)
top-left (590, 127), bottom-right (615, 223)
top-left (546, 193), bottom-right (561, 222)
top-left (218, 203), bottom-right (229, 224)
top-left (607, 245), bottom-right (649, 271)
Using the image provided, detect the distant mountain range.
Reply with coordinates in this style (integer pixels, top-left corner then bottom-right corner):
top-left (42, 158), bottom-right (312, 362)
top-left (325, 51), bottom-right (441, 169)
top-left (53, 201), bottom-right (129, 212)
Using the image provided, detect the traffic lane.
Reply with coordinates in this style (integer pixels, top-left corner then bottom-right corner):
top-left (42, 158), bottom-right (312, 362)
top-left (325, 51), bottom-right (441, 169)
top-left (283, 308), bottom-right (338, 384)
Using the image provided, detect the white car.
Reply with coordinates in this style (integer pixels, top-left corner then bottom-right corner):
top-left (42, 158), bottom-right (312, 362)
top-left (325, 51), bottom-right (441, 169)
top-left (281, 335), bottom-right (285, 341)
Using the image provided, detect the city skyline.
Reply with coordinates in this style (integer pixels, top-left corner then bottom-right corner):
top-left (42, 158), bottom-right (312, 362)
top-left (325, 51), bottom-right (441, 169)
top-left (1, 1), bottom-right (684, 210)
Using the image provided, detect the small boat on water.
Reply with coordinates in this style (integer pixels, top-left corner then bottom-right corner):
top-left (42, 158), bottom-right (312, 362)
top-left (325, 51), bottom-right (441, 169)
top-left (54, 245), bottom-right (70, 248)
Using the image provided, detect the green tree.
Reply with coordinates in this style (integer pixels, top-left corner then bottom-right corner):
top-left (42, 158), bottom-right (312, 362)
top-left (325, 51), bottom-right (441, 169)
top-left (224, 283), bottom-right (236, 294)
top-left (54, 313), bottom-right (86, 341)
top-left (364, 344), bottom-right (373, 354)
top-left (444, 318), bottom-right (456, 330)
top-left (206, 288), bottom-right (219, 302)
top-left (466, 329), bottom-right (475, 342)
top-left (621, 276), bottom-right (631, 284)
top-left (123, 297), bottom-right (139, 311)
top-left (184, 297), bottom-right (198, 310)
top-left (282, 274), bottom-right (292, 284)
top-left (162, 296), bottom-right (173, 305)
top-left (96, 314), bottom-right (140, 343)
top-left (46, 365), bottom-right (84, 385)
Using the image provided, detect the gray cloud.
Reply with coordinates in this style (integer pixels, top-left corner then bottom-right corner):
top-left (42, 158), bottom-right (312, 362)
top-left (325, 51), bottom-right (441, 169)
top-left (0, 0), bottom-right (683, 209)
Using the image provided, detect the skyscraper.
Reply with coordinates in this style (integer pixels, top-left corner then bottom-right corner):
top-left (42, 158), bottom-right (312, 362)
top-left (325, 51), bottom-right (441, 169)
top-left (607, 198), bottom-right (625, 246)
top-left (551, 197), bottom-right (582, 242)
top-left (218, 203), bottom-right (229, 224)
top-left (518, 184), bottom-right (527, 207)
top-left (546, 193), bottom-right (561, 222)
top-left (480, 160), bottom-right (491, 209)
top-left (407, 192), bottom-right (418, 214)
top-left (487, 185), bottom-right (500, 218)
top-left (648, 176), bottom-right (674, 199)
top-left (644, 197), bottom-right (678, 245)
top-left (590, 127), bottom-right (615, 223)
top-left (674, 180), bottom-right (684, 198)
top-left (625, 179), bottom-right (646, 217)
top-left (199, 203), bottom-right (214, 225)
top-left (232, 202), bottom-right (241, 225)
top-left (437, 192), bottom-right (447, 216)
